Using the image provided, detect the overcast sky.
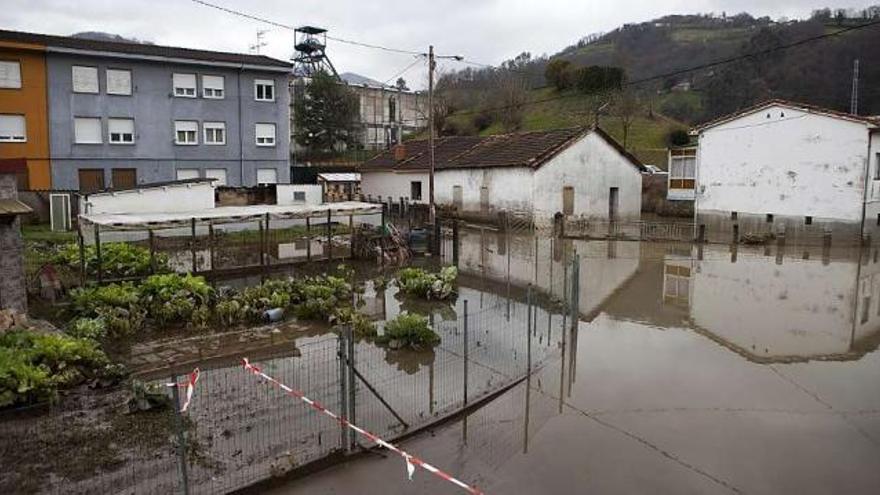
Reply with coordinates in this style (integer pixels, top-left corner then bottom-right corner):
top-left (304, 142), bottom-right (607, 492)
top-left (2, 0), bottom-right (876, 88)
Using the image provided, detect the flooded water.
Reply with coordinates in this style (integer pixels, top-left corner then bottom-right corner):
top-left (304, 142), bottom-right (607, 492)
top-left (268, 232), bottom-right (880, 495)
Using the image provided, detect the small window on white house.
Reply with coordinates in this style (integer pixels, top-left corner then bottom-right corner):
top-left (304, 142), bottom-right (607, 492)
top-left (254, 79), bottom-right (275, 101)
top-left (205, 168), bottom-right (228, 186)
top-left (0, 61), bottom-right (22, 89)
top-left (174, 120), bottom-right (198, 145)
top-left (293, 191), bottom-right (306, 202)
top-left (256, 168), bottom-right (278, 184)
top-left (72, 66), bottom-right (99, 93)
top-left (176, 169), bottom-right (200, 180)
top-left (202, 75), bottom-right (224, 99)
top-left (203, 122), bottom-right (226, 145)
top-left (108, 118), bottom-right (135, 144)
top-left (0, 115), bottom-right (26, 142)
top-left (172, 73), bottom-right (197, 97)
top-left (106, 69), bottom-right (132, 95)
top-left (255, 123), bottom-right (276, 146)
top-left (74, 117), bottom-right (102, 144)
top-left (669, 155), bottom-right (696, 189)
top-left (875, 153), bottom-right (880, 180)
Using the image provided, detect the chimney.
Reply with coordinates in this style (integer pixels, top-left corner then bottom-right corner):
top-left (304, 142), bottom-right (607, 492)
top-left (393, 144), bottom-right (406, 162)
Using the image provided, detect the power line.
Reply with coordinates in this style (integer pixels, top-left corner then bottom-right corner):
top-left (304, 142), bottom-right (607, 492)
top-left (445, 18), bottom-right (880, 118)
top-left (382, 56), bottom-right (426, 87)
top-left (189, 0), bottom-right (425, 56)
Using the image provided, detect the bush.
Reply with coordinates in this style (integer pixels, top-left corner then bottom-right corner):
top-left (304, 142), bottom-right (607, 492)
top-left (667, 129), bottom-right (692, 147)
top-left (139, 274), bottom-right (212, 328)
top-left (545, 58), bottom-right (573, 90)
top-left (396, 266), bottom-right (458, 300)
top-left (0, 330), bottom-right (122, 407)
top-left (290, 275), bottom-right (353, 320)
top-left (377, 313), bottom-right (440, 350)
top-left (69, 283), bottom-right (145, 337)
top-left (53, 242), bottom-right (168, 278)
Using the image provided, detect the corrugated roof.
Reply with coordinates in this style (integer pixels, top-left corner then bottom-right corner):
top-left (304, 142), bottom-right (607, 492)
top-left (0, 29), bottom-right (292, 69)
top-left (0, 199), bottom-right (32, 216)
top-left (694, 99), bottom-right (880, 133)
top-left (360, 127), bottom-right (645, 173)
top-left (318, 173), bottom-right (361, 182)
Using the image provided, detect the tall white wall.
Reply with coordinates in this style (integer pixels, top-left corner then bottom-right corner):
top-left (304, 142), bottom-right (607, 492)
top-left (360, 170), bottom-right (428, 203)
top-left (534, 132), bottom-right (642, 219)
top-left (276, 184), bottom-right (322, 205)
top-left (81, 182), bottom-right (215, 214)
top-left (435, 167), bottom-right (534, 213)
top-left (697, 105), bottom-right (871, 222)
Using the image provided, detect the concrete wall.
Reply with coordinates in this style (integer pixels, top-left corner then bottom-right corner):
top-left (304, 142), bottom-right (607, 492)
top-left (360, 170), bottom-right (429, 203)
top-left (436, 167), bottom-right (534, 214)
top-left (696, 105), bottom-right (870, 228)
top-left (533, 132), bottom-right (642, 220)
top-left (47, 53), bottom-right (290, 189)
top-left (80, 181), bottom-right (215, 214)
top-left (276, 184), bottom-right (322, 205)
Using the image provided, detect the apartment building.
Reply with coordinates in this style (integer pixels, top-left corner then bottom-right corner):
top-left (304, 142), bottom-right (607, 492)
top-left (0, 29), bottom-right (293, 191)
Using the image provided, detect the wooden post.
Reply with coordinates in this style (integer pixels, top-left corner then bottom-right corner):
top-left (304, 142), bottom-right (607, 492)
top-left (190, 218), bottom-right (197, 274)
top-left (452, 219), bottom-right (459, 266)
top-left (326, 209), bottom-right (333, 262)
top-left (380, 204), bottom-right (387, 266)
top-left (208, 224), bottom-right (215, 272)
top-left (258, 219), bottom-right (265, 267)
top-left (94, 224), bottom-right (102, 284)
top-left (78, 225), bottom-right (86, 286)
top-left (348, 214), bottom-right (354, 260)
top-left (264, 212), bottom-right (271, 269)
top-left (148, 229), bottom-right (156, 274)
top-left (306, 216), bottom-right (312, 262)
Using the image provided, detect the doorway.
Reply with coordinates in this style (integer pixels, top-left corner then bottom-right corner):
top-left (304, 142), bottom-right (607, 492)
top-left (608, 187), bottom-right (619, 221)
top-left (111, 168), bottom-right (137, 189)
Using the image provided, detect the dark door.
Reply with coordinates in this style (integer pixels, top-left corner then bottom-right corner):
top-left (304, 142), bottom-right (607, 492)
top-left (609, 187), bottom-right (619, 221)
top-left (78, 169), bottom-right (105, 193)
top-left (111, 168), bottom-right (137, 189)
top-left (562, 186), bottom-right (574, 216)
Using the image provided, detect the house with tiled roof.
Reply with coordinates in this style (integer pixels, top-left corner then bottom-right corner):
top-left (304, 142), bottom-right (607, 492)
top-left (361, 127), bottom-right (644, 222)
top-left (673, 99), bottom-right (880, 244)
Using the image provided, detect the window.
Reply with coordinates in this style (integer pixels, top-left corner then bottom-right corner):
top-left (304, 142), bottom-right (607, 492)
top-left (389, 97), bottom-right (397, 122)
top-left (766, 214), bottom-right (774, 223)
top-left (72, 66), bottom-right (99, 93)
top-left (203, 122), bottom-right (226, 145)
top-left (255, 123), bottom-right (276, 146)
top-left (669, 155), bottom-right (696, 189)
top-left (202, 75), bottom-right (224, 99)
top-left (410, 181), bottom-right (422, 200)
top-left (74, 117), bottom-right (102, 144)
top-left (106, 69), bottom-right (132, 95)
top-left (108, 118), bottom-right (134, 144)
top-left (731, 211), bottom-right (738, 220)
top-left (562, 186), bottom-right (574, 215)
top-left (876, 153), bottom-right (880, 180)
top-left (453, 185), bottom-right (463, 208)
top-left (805, 216), bottom-right (813, 225)
top-left (176, 169), bottom-right (200, 180)
top-left (0, 61), bottom-right (22, 89)
top-left (480, 186), bottom-right (490, 212)
top-left (254, 79), bottom-right (275, 101)
top-left (174, 121), bottom-right (198, 145)
top-left (172, 73), bottom-right (197, 97)
top-left (205, 168), bottom-right (227, 186)
top-left (257, 168), bottom-right (278, 184)
top-left (293, 191), bottom-right (306, 202)
top-left (0, 115), bottom-right (26, 142)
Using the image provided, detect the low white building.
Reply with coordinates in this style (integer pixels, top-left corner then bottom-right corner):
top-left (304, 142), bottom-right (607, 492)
top-left (79, 178), bottom-right (216, 215)
top-left (678, 99), bottom-right (880, 244)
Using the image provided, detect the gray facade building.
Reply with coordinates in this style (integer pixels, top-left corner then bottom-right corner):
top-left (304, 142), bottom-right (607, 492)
top-left (2, 30), bottom-right (293, 190)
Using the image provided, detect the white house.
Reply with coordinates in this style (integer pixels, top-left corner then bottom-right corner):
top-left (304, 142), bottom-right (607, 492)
top-left (679, 99), bottom-right (880, 244)
top-left (435, 127), bottom-right (644, 222)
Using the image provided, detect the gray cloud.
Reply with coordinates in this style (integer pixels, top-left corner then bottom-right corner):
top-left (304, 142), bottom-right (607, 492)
top-left (1, 0), bottom-right (875, 88)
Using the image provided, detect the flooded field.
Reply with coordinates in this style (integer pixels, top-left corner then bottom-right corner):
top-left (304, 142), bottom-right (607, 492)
top-left (271, 230), bottom-right (880, 495)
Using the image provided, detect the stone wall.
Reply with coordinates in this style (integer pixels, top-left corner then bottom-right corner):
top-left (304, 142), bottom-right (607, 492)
top-left (0, 174), bottom-right (27, 312)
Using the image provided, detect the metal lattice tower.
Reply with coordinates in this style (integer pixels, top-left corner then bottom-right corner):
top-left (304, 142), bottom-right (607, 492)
top-left (292, 26), bottom-right (339, 79)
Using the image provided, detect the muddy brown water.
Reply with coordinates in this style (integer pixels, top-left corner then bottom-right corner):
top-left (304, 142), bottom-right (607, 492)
top-left (266, 236), bottom-right (880, 495)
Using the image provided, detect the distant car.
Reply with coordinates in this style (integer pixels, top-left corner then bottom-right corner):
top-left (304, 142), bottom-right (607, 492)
top-left (643, 164), bottom-right (667, 175)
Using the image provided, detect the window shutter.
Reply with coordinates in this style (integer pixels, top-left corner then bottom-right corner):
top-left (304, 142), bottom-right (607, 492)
top-left (0, 61), bottom-right (22, 89)
top-left (74, 118), bottom-right (102, 143)
top-left (176, 169), bottom-right (201, 180)
top-left (175, 121), bottom-right (198, 132)
top-left (108, 118), bottom-right (134, 135)
top-left (0, 115), bottom-right (26, 141)
top-left (106, 69), bottom-right (132, 95)
top-left (257, 168), bottom-right (278, 184)
top-left (255, 123), bottom-right (276, 145)
top-left (72, 66), bottom-right (99, 93)
top-left (172, 73), bottom-right (196, 95)
top-left (202, 75), bottom-right (224, 95)
top-left (206, 168), bottom-right (228, 186)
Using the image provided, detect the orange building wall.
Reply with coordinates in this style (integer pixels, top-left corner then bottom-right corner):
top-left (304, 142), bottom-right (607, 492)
top-left (0, 41), bottom-right (50, 190)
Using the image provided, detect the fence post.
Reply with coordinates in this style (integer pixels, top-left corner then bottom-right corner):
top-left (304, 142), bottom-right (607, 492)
top-left (463, 299), bottom-right (469, 407)
top-left (337, 332), bottom-right (349, 453)
top-left (306, 216), bottom-right (312, 262)
top-left (346, 325), bottom-right (356, 451)
top-left (78, 225), bottom-right (86, 286)
top-left (258, 219), bottom-right (265, 268)
top-left (452, 219), bottom-right (459, 266)
top-left (148, 229), bottom-right (157, 274)
top-left (190, 218), bottom-right (198, 274)
top-left (170, 374), bottom-right (191, 495)
top-left (207, 224), bottom-right (215, 272)
top-left (380, 204), bottom-right (387, 266)
top-left (94, 224), bottom-right (102, 284)
top-left (526, 285), bottom-right (532, 374)
top-left (264, 212), bottom-right (271, 270)
top-left (569, 252), bottom-right (579, 332)
top-left (327, 209), bottom-right (333, 263)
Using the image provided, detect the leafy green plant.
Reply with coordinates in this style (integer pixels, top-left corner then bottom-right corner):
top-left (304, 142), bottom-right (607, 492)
top-left (66, 318), bottom-right (107, 341)
top-left (396, 266), bottom-right (458, 300)
top-left (330, 307), bottom-right (377, 338)
top-left (139, 274), bottom-right (212, 328)
top-left (53, 242), bottom-right (168, 278)
top-left (0, 330), bottom-right (122, 407)
top-left (377, 312), bottom-right (440, 350)
top-left (69, 283), bottom-right (145, 337)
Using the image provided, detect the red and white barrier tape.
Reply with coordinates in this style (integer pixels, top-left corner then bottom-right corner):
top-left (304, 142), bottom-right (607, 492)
top-left (241, 358), bottom-right (483, 495)
top-left (166, 368), bottom-right (200, 412)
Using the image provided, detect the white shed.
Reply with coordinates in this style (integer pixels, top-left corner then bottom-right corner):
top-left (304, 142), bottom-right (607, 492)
top-left (689, 99), bottom-right (880, 243)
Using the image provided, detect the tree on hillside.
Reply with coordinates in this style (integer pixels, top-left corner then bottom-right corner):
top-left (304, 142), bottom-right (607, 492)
top-left (493, 72), bottom-right (529, 131)
top-left (395, 77), bottom-right (408, 90)
top-left (545, 59), bottom-right (573, 90)
top-left (293, 71), bottom-right (360, 154)
top-left (613, 90), bottom-right (641, 149)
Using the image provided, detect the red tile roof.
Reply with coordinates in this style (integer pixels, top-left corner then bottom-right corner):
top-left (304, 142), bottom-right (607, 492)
top-left (361, 127), bottom-right (645, 173)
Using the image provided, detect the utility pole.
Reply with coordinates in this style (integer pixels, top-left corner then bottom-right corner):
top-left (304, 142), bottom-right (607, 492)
top-left (428, 45), bottom-right (436, 223)
top-left (850, 58), bottom-right (860, 115)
